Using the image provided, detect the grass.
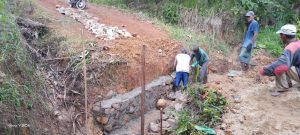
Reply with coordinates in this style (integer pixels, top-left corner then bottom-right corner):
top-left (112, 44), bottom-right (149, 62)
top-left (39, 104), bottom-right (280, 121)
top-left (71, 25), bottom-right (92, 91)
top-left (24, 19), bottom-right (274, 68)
top-left (0, 0), bottom-right (38, 108)
top-left (88, 0), bottom-right (231, 55)
top-left (0, 1), bottom-right (49, 133)
top-left (161, 23), bottom-right (230, 55)
top-left (89, 0), bottom-right (127, 9)
top-left (256, 25), bottom-right (283, 57)
top-left (175, 85), bottom-right (228, 134)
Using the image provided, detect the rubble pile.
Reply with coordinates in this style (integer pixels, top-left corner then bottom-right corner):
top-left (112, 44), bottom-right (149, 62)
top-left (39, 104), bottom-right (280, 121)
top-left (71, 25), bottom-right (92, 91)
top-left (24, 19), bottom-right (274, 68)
top-left (56, 6), bottom-right (132, 40)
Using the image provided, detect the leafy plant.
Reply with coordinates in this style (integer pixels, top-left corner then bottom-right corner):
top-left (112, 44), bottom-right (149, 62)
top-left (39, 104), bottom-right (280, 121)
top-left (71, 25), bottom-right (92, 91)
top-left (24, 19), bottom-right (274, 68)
top-left (175, 86), bottom-right (228, 134)
top-left (176, 110), bottom-right (192, 134)
top-left (0, 0), bottom-right (40, 109)
top-left (162, 3), bottom-right (180, 24)
top-left (0, 80), bottom-right (22, 107)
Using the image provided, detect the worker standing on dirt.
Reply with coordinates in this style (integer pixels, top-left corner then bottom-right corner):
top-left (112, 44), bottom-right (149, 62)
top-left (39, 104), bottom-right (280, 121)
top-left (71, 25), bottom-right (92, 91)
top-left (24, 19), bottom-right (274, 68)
top-left (239, 11), bottom-right (259, 71)
top-left (190, 47), bottom-right (209, 84)
top-left (259, 24), bottom-right (300, 93)
top-left (174, 48), bottom-right (191, 90)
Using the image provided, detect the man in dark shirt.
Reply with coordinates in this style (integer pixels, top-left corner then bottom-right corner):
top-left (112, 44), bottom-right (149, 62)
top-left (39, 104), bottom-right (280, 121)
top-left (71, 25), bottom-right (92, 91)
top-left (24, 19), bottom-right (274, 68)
top-left (259, 24), bottom-right (300, 92)
top-left (240, 11), bottom-right (259, 71)
top-left (190, 47), bottom-right (209, 84)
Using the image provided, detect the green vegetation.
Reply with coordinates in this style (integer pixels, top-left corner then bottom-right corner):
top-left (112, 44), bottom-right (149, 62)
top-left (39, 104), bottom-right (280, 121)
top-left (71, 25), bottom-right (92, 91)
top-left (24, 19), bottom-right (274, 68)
top-left (162, 2), bottom-right (180, 24)
top-left (162, 23), bottom-right (230, 55)
top-left (88, 0), bottom-right (299, 25)
top-left (297, 21), bottom-right (300, 40)
top-left (89, 0), bottom-right (126, 8)
top-left (256, 26), bottom-right (283, 57)
top-left (0, 0), bottom-right (48, 134)
top-left (256, 21), bottom-right (300, 57)
top-left (175, 86), bottom-right (228, 134)
top-left (0, 0), bottom-right (37, 108)
top-left (90, 0), bottom-right (299, 56)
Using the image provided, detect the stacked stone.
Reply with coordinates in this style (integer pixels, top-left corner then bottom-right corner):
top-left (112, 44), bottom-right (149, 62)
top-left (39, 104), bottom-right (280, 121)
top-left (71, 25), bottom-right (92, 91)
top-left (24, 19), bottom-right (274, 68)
top-left (56, 6), bottom-right (132, 40)
top-left (92, 76), bottom-right (173, 132)
top-left (148, 91), bottom-right (187, 134)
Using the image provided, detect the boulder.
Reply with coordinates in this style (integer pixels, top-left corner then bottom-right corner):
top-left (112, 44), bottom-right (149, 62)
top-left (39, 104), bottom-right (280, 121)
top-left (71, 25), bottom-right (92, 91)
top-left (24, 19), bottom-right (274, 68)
top-left (148, 122), bottom-right (159, 133)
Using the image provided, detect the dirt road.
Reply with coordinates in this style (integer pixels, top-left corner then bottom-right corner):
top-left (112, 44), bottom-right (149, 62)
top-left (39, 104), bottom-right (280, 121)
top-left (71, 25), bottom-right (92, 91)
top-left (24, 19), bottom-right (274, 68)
top-left (36, 0), bottom-right (167, 39)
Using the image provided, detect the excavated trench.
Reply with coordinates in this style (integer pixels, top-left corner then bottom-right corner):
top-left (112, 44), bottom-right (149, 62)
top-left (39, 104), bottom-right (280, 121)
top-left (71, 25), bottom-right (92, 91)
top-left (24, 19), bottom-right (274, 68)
top-left (17, 13), bottom-right (183, 134)
top-left (92, 75), bottom-right (174, 133)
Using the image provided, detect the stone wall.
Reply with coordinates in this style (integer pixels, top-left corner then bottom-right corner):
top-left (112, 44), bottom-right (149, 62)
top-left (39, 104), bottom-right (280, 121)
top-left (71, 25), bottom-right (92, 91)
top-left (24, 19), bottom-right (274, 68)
top-left (92, 75), bottom-right (173, 132)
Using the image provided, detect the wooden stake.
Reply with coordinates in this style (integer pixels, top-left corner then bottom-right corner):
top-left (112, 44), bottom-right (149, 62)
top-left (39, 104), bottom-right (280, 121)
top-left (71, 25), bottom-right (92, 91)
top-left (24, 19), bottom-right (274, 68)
top-left (160, 108), bottom-right (163, 135)
top-left (82, 28), bottom-right (89, 135)
top-left (141, 45), bottom-right (146, 135)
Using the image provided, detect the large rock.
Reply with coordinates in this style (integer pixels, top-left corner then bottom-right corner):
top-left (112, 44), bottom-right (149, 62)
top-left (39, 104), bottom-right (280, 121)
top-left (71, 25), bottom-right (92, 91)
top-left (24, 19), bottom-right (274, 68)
top-left (96, 116), bottom-right (109, 125)
top-left (148, 122), bottom-right (159, 133)
top-left (93, 75), bottom-right (173, 132)
top-left (174, 103), bottom-right (183, 111)
top-left (166, 118), bottom-right (178, 129)
top-left (161, 121), bottom-right (171, 128)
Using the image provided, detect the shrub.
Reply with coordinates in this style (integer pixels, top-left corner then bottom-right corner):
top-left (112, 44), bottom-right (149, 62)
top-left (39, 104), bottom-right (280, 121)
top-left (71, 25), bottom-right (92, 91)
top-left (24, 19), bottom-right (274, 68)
top-left (162, 3), bottom-right (180, 24)
top-left (175, 86), bottom-right (228, 134)
top-left (256, 26), bottom-right (283, 57)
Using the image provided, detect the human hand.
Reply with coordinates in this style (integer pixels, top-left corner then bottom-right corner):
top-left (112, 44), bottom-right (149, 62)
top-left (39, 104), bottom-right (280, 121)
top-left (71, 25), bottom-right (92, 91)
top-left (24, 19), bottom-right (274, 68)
top-left (246, 43), bottom-right (252, 52)
top-left (255, 74), bottom-right (261, 83)
top-left (191, 63), bottom-right (197, 68)
top-left (259, 68), bottom-right (265, 76)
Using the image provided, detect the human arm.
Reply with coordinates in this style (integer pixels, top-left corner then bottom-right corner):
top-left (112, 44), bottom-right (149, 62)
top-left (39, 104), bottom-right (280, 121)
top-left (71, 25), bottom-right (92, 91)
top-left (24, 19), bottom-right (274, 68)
top-left (259, 51), bottom-right (291, 76)
top-left (252, 31), bottom-right (258, 44)
top-left (190, 53), bottom-right (195, 63)
top-left (173, 55), bottom-right (177, 71)
top-left (251, 21), bottom-right (259, 44)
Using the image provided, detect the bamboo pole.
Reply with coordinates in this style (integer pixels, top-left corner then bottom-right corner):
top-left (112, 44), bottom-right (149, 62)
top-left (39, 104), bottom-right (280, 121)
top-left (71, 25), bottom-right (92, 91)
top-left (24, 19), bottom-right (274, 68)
top-left (82, 28), bottom-right (89, 135)
top-left (140, 45), bottom-right (146, 135)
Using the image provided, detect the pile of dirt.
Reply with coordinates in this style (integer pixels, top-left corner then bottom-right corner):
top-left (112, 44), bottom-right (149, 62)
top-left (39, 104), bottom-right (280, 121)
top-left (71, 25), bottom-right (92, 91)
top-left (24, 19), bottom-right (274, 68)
top-left (93, 37), bottom-right (181, 96)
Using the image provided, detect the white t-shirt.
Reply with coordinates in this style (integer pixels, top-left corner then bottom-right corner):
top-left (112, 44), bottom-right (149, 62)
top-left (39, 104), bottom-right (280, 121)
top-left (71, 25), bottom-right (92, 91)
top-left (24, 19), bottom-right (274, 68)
top-left (175, 53), bottom-right (191, 73)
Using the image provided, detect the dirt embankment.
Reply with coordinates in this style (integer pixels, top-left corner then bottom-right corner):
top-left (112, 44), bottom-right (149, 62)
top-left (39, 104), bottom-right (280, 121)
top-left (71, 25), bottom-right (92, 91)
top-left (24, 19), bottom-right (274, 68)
top-left (36, 0), bottom-right (181, 97)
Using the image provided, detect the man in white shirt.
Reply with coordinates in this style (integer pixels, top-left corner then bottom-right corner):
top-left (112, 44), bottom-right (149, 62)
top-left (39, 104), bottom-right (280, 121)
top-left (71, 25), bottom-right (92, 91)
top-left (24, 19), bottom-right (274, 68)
top-left (174, 48), bottom-right (191, 90)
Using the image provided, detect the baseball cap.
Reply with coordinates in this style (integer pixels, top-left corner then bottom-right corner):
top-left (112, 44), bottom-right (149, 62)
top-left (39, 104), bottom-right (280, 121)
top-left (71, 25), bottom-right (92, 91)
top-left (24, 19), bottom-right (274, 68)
top-left (276, 24), bottom-right (297, 35)
top-left (245, 11), bottom-right (255, 17)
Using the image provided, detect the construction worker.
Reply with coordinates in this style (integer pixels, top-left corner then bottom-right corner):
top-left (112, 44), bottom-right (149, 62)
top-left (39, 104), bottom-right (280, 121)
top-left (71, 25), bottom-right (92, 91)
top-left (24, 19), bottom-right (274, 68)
top-left (259, 24), bottom-right (300, 94)
top-left (190, 47), bottom-right (209, 84)
top-left (173, 48), bottom-right (191, 90)
top-left (239, 11), bottom-right (259, 71)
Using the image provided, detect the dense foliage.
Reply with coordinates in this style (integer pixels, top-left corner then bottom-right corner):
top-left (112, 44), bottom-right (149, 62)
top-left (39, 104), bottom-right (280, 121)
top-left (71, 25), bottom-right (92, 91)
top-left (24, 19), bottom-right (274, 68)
top-left (0, 0), bottom-right (46, 134)
top-left (0, 0), bottom-right (35, 107)
top-left (90, 0), bottom-right (299, 25)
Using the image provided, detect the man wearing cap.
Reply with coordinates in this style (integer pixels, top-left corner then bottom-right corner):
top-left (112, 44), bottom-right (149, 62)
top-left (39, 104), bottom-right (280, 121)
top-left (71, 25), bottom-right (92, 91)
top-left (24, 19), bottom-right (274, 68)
top-left (239, 11), bottom-right (259, 71)
top-left (190, 47), bottom-right (209, 84)
top-left (259, 24), bottom-right (300, 94)
top-left (173, 48), bottom-right (191, 90)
